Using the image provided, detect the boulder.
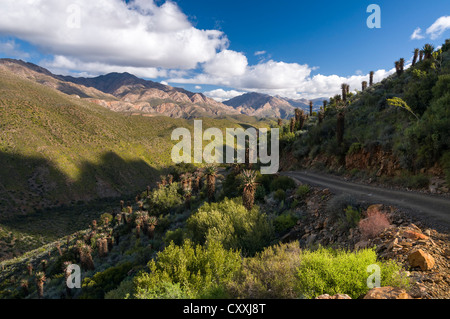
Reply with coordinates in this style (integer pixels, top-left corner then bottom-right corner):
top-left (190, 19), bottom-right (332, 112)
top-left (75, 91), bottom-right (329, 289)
top-left (408, 249), bottom-right (435, 271)
top-left (402, 230), bottom-right (429, 241)
top-left (363, 287), bottom-right (412, 299)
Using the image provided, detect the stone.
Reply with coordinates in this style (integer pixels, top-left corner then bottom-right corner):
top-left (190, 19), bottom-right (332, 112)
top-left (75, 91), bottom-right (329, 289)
top-left (363, 287), bottom-right (412, 299)
top-left (316, 294), bottom-right (351, 299)
top-left (408, 249), bottom-right (435, 271)
top-left (402, 230), bottom-right (429, 241)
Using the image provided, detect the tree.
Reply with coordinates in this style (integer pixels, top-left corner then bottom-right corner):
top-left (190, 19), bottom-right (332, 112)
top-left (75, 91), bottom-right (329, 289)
top-left (240, 170), bottom-right (258, 211)
top-left (419, 50), bottom-right (424, 62)
top-left (369, 71), bottom-right (374, 86)
top-left (341, 83), bottom-right (349, 103)
top-left (35, 272), bottom-right (46, 299)
top-left (204, 164), bottom-right (218, 203)
top-left (295, 108), bottom-right (302, 123)
top-left (412, 48), bottom-right (419, 66)
top-left (289, 118), bottom-right (295, 133)
top-left (399, 58), bottom-right (405, 75)
top-left (362, 81), bottom-right (368, 91)
top-left (423, 44), bottom-right (435, 60)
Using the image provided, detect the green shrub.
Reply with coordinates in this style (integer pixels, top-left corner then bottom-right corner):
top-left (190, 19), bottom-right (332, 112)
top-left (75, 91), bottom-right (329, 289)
top-left (134, 240), bottom-right (242, 299)
top-left (295, 185), bottom-right (311, 200)
top-left (273, 212), bottom-right (298, 234)
top-left (392, 172), bottom-right (430, 189)
top-left (254, 185), bottom-right (266, 201)
top-left (227, 242), bottom-right (302, 299)
top-left (146, 182), bottom-right (183, 214)
top-left (347, 142), bottom-right (363, 155)
top-left (163, 228), bottom-right (185, 246)
top-left (79, 262), bottom-right (134, 299)
top-left (186, 198), bottom-right (274, 255)
top-left (295, 247), bottom-right (410, 299)
top-left (270, 176), bottom-right (296, 192)
top-left (274, 189), bottom-right (286, 202)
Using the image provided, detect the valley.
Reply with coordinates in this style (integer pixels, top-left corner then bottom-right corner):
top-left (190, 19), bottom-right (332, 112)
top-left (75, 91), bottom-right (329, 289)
top-left (0, 37), bottom-right (449, 301)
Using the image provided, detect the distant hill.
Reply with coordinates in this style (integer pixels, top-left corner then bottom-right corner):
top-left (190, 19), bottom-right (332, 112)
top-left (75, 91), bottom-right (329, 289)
top-left (0, 65), bottom-right (270, 217)
top-left (0, 59), bottom-right (239, 119)
top-left (223, 92), bottom-right (326, 119)
top-left (0, 59), bottom-right (327, 120)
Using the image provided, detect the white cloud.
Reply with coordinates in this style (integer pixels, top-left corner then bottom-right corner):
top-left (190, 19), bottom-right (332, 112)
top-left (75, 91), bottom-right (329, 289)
top-left (254, 50), bottom-right (266, 56)
top-left (411, 27), bottom-right (425, 40)
top-left (170, 57), bottom-right (396, 100)
top-left (0, 40), bottom-right (30, 59)
top-left (203, 50), bottom-right (248, 77)
top-left (41, 55), bottom-right (167, 78)
top-left (426, 16), bottom-right (450, 40)
top-left (203, 89), bottom-right (246, 102)
top-left (195, 85), bottom-right (202, 89)
top-left (0, 0), bottom-right (228, 71)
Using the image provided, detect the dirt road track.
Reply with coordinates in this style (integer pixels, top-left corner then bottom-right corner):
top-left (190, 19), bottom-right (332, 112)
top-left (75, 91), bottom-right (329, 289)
top-left (282, 171), bottom-right (450, 231)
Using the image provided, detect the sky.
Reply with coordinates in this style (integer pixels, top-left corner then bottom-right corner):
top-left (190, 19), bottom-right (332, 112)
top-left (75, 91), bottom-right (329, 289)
top-left (0, 0), bottom-right (449, 101)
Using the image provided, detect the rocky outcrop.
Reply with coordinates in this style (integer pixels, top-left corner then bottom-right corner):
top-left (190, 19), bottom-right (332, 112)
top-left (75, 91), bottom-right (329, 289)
top-left (345, 146), bottom-right (401, 177)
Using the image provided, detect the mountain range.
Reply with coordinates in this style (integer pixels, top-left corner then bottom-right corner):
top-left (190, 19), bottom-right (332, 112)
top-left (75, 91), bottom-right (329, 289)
top-left (0, 59), bottom-right (325, 119)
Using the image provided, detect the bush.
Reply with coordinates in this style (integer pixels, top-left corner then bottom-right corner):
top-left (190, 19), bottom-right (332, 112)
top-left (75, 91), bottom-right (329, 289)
top-left (186, 198), bottom-right (274, 256)
top-left (254, 185), bottom-right (266, 201)
top-left (295, 247), bottom-right (409, 299)
top-left (146, 182), bottom-right (183, 214)
top-left (227, 242), bottom-right (302, 299)
top-left (163, 228), bottom-right (185, 246)
top-left (392, 172), bottom-right (430, 189)
top-left (274, 189), bottom-right (286, 202)
top-left (359, 210), bottom-right (391, 240)
top-left (326, 194), bottom-right (362, 225)
top-left (79, 262), bottom-right (134, 299)
top-left (295, 185), bottom-right (311, 200)
top-left (270, 176), bottom-right (296, 192)
top-left (273, 212), bottom-right (298, 234)
top-left (134, 240), bottom-right (242, 299)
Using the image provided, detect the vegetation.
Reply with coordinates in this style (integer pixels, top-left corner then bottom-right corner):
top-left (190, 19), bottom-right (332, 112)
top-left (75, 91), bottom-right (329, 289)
top-left (280, 39), bottom-right (450, 189)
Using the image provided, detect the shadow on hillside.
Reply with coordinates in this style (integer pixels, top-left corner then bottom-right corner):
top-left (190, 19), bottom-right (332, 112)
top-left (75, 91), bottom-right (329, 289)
top-left (0, 150), bottom-right (161, 219)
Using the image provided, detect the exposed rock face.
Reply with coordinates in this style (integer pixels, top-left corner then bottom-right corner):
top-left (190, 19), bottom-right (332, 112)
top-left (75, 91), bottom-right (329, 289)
top-left (363, 287), bottom-right (412, 299)
top-left (345, 146), bottom-right (401, 177)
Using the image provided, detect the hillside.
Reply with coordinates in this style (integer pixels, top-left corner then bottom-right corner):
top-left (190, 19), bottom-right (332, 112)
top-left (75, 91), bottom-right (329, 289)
top-left (0, 66), bottom-right (271, 219)
top-left (279, 39), bottom-right (450, 192)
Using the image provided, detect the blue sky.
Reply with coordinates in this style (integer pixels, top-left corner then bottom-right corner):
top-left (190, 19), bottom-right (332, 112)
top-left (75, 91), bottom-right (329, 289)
top-left (0, 0), bottom-right (449, 101)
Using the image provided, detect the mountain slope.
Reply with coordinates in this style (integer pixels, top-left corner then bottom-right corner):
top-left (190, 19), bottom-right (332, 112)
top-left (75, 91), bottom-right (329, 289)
top-left (0, 59), bottom-right (239, 119)
top-left (0, 66), bottom-right (267, 217)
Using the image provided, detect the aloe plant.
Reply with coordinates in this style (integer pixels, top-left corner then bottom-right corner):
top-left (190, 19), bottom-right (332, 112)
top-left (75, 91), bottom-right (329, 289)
top-left (240, 169), bottom-right (258, 211)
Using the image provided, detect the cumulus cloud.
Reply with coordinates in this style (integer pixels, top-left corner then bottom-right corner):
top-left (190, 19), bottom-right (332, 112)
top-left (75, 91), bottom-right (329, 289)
top-left (173, 57), bottom-right (395, 100)
top-left (203, 89), bottom-right (247, 102)
top-left (0, 0), bottom-right (228, 70)
top-left (426, 16), bottom-right (450, 40)
top-left (203, 50), bottom-right (248, 77)
top-left (411, 27), bottom-right (425, 40)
